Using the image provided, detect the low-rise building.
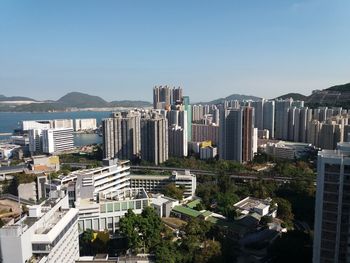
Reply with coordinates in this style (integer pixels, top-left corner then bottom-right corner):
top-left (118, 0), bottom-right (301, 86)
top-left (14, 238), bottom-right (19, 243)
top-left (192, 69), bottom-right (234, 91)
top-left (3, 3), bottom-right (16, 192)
top-left (234, 197), bottom-right (277, 218)
top-left (0, 144), bottom-right (21, 160)
top-left (76, 188), bottom-right (150, 233)
top-left (260, 140), bottom-right (315, 160)
top-left (150, 194), bottom-right (179, 217)
top-left (74, 119), bottom-right (97, 131)
top-left (129, 170), bottom-right (196, 198)
top-left (28, 155), bottom-right (60, 172)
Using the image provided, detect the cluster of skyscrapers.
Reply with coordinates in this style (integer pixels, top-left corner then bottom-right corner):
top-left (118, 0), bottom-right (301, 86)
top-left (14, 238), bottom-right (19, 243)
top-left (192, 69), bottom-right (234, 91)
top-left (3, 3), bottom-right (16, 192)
top-left (103, 86), bottom-right (192, 164)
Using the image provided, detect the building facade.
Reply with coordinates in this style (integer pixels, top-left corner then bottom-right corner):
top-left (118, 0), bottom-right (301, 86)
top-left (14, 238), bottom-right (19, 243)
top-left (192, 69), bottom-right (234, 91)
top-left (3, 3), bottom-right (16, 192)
top-left (0, 193), bottom-right (79, 263)
top-left (313, 144), bottom-right (350, 262)
top-left (140, 113), bottom-right (168, 165)
top-left (102, 111), bottom-right (141, 161)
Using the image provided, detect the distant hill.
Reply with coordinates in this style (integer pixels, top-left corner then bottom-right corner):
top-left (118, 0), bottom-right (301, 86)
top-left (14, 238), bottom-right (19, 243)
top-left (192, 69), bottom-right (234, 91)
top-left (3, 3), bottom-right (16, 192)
top-left (110, 100), bottom-right (152, 107)
top-left (275, 93), bottom-right (307, 101)
top-left (0, 91), bottom-right (152, 112)
top-left (305, 83), bottom-right (350, 108)
top-left (57, 92), bottom-right (109, 108)
top-left (0, 95), bottom-right (36, 102)
top-left (205, 94), bottom-right (262, 105)
top-left (326, 83), bottom-right (350, 92)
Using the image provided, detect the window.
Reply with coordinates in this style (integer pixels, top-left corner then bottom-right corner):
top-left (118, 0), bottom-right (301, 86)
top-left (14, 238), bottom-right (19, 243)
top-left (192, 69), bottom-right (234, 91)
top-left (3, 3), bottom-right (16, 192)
top-left (122, 202), bottom-right (128, 211)
top-left (114, 203), bottom-right (120, 211)
top-left (107, 203), bottom-right (113, 213)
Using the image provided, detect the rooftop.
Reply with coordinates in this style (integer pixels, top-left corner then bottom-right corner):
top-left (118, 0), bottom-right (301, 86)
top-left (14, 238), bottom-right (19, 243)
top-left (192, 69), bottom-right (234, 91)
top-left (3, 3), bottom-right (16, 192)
top-left (234, 197), bottom-right (270, 213)
top-left (186, 199), bottom-right (201, 209)
top-left (172, 206), bottom-right (202, 218)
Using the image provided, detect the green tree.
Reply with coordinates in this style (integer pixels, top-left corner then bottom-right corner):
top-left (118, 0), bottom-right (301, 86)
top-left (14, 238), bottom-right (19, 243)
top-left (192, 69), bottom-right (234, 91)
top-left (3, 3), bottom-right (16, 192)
top-left (119, 209), bottom-right (141, 251)
top-left (195, 240), bottom-right (222, 263)
top-left (154, 240), bottom-right (179, 263)
top-left (6, 176), bottom-right (19, 196)
top-left (119, 207), bottom-right (163, 253)
top-left (273, 197), bottom-right (294, 225)
top-left (79, 229), bottom-right (94, 255)
top-left (163, 183), bottom-right (184, 200)
top-left (260, 215), bottom-right (273, 226)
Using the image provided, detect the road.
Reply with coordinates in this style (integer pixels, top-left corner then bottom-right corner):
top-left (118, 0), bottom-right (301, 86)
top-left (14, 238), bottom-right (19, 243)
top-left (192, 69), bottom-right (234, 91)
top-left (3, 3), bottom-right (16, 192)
top-left (130, 165), bottom-right (315, 183)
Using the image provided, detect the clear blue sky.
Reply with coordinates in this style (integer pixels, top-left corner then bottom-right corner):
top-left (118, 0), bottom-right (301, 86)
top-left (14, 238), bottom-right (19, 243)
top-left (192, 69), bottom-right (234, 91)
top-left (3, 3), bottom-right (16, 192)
top-left (0, 0), bottom-right (349, 102)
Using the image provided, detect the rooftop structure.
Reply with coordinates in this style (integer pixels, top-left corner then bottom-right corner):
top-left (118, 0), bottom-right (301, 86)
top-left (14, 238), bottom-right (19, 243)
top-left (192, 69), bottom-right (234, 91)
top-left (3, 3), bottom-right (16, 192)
top-left (76, 188), bottom-right (150, 233)
top-left (129, 170), bottom-right (196, 198)
top-left (261, 140), bottom-right (315, 160)
top-left (0, 144), bottom-right (21, 160)
top-left (234, 197), bottom-right (276, 217)
top-left (0, 192), bottom-right (79, 263)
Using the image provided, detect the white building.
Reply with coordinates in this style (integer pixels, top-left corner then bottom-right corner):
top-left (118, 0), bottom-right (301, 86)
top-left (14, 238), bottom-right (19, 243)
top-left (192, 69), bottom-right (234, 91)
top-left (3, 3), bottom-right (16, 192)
top-left (72, 159), bottom-right (131, 201)
top-left (151, 194), bottom-right (179, 217)
top-left (74, 119), bottom-right (97, 131)
top-left (42, 128), bottom-right (74, 154)
top-left (234, 197), bottom-right (277, 218)
top-left (51, 119), bottom-right (73, 129)
top-left (76, 188), bottom-right (150, 233)
top-left (0, 144), bottom-right (21, 160)
top-left (0, 193), bottom-right (79, 263)
top-left (29, 128), bottom-right (74, 154)
top-left (22, 119), bottom-right (74, 131)
top-left (261, 141), bottom-right (314, 160)
top-left (130, 170), bottom-right (197, 199)
top-left (172, 170), bottom-right (196, 198)
top-left (22, 120), bottom-right (51, 131)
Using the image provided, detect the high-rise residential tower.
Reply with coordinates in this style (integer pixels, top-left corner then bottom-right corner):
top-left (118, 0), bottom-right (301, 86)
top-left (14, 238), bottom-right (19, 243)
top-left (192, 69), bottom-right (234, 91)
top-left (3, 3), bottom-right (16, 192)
top-left (275, 99), bottom-right (293, 139)
top-left (153, 85), bottom-right (183, 109)
top-left (251, 100), bottom-right (264, 131)
top-left (242, 106), bottom-right (255, 162)
top-left (102, 111), bottom-right (141, 161)
top-left (183, 96), bottom-right (192, 141)
top-left (140, 112), bottom-right (168, 165)
top-left (313, 143), bottom-right (350, 262)
top-left (263, 100), bottom-right (275, 139)
top-left (219, 106), bottom-right (255, 163)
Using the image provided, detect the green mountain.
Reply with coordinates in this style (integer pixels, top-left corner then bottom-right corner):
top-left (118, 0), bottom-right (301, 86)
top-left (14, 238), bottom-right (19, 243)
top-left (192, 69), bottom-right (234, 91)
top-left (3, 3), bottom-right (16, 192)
top-left (305, 83), bottom-right (350, 108)
top-left (0, 92), bottom-right (152, 112)
top-left (205, 94), bottom-right (261, 105)
top-left (57, 92), bottom-right (109, 108)
top-left (0, 95), bottom-right (36, 101)
top-left (275, 93), bottom-right (307, 101)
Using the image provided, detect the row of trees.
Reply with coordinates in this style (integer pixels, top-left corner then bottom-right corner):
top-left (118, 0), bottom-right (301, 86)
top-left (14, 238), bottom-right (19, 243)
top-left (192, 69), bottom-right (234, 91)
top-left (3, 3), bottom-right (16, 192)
top-left (118, 207), bottom-right (234, 263)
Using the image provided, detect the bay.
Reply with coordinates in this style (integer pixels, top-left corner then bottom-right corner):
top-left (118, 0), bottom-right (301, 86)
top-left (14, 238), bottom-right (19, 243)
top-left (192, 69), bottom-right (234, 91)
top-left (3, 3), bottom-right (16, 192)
top-left (0, 111), bottom-right (113, 146)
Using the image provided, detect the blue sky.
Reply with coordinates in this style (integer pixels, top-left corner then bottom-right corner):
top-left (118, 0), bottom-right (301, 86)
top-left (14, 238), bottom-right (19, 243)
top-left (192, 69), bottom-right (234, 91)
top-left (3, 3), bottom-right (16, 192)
top-left (0, 0), bottom-right (349, 102)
